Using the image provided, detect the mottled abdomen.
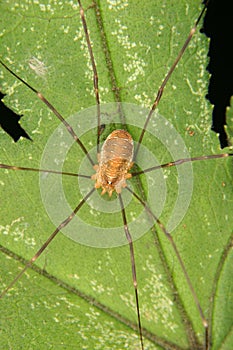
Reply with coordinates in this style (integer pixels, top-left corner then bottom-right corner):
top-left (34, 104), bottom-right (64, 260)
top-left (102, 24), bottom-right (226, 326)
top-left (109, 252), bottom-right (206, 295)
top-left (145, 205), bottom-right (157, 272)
top-left (92, 130), bottom-right (134, 196)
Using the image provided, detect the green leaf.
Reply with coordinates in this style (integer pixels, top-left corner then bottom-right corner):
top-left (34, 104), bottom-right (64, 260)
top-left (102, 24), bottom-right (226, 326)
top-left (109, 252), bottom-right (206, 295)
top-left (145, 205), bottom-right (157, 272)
top-left (0, 1), bottom-right (233, 349)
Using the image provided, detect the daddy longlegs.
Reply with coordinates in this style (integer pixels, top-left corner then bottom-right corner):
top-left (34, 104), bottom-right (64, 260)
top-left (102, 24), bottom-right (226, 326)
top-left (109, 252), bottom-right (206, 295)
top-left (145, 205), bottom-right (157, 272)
top-left (1, 1), bottom-right (233, 349)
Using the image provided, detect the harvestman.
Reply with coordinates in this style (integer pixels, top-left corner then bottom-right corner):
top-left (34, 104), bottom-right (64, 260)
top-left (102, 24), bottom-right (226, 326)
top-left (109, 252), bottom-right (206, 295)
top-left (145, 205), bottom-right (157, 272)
top-left (0, 1), bottom-right (232, 349)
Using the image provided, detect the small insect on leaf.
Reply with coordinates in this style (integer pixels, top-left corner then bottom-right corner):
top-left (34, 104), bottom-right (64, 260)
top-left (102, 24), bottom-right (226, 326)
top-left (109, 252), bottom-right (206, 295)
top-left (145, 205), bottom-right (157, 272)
top-left (92, 130), bottom-right (134, 196)
top-left (0, 1), bottom-right (233, 350)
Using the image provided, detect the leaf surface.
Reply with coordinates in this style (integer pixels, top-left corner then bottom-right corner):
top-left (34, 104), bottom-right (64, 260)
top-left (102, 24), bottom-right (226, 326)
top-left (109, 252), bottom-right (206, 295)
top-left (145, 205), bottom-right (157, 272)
top-left (0, 1), bottom-right (233, 349)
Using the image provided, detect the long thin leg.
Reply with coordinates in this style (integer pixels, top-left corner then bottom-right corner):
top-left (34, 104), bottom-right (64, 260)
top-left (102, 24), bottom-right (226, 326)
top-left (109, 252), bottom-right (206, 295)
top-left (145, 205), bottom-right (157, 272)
top-left (131, 152), bottom-right (233, 177)
top-left (118, 193), bottom-right (144, 350)
top-left (126, 186), bottom-right (209, 350)
top-left (94, 1), bottom-right (126, 127)
top-left (0, 60), bottom-right (94, 166)
top-left (134, 1), bottom-right (210, 160)
top-left (0, 163), bottom-right (91, 179)
top-left (130, 151), bottom-right (233, 349)
top-left (0, 187), bottom-right (95, 299)
top-left (78, 0), bottom-right (101, 154)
